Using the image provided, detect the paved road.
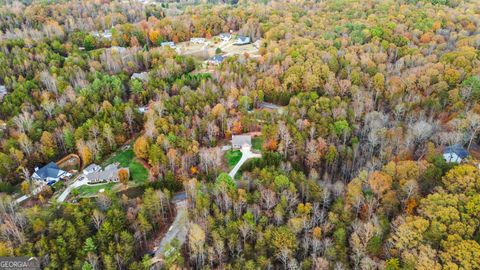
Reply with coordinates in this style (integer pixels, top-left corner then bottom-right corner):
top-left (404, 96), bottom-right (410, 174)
top-left (228, 146), bottom-right (262, 178)
top-left (14, 183), bottom-right (46, 205)
top-left (154, 197), bottom-right (189, 256)
top-left (57, 176), bottom-right (88, 202)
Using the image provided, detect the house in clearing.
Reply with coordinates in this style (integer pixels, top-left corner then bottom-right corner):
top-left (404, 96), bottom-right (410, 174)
top-left (32, 162), bottom-right (67, 183)
top-left (0, 85), bottom-right (7, 101)
top-left (83, 163), bottom-right (101, 175)
top-left (92, 30), bottom-right (112, 40)
top-left (234, 36), bottom-right (251, 45)
top-left (219, 33), bottom-right (231, 42)
top-left (231, 135), bottom-right (252, 149)
top-left (137, 106), bottom-right (149, 114)
top-left (443, 144), bottom-right (469, 163)
top-left (86, 164), bottom-right (128, 184)
top-left (208, 55), bottom-right (225, 65)
top-left (131, 72), bottom-right (149, 82)
top-left (161, 41), bottom-right (175, 48)
top-left (190, 37), bottom-right (206, 44)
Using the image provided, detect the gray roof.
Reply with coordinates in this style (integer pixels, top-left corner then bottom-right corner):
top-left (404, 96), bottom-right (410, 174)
top-left (34, 162), bottom-right (65, 180)
top-left (231, 135), bottom-right (252, 146)
top-left (86, 164), bottom-right (127, 181)
top-left (83, 163), bottom-right (101, 173)
top-left (131, 72), bottom-right (148, 81)
top-left (210, 55), bottom-right (225, 63)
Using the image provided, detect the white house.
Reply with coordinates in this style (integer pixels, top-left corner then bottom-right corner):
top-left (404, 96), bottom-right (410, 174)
top-left (443, 144), bottom-right (469, 163)
top-left (231, 135), bottom-right (252, 149)
top-left (219, 33), bottom-right (232, 42)
top-left (190, 38), bottom-right (206, 44)
top-left (92, 30), bottom-right (112, 40)
top-left (234, 36), bottom-right (251, 45)
top-left (161, 41), bottom-right (175, 48)
top-left (137, 106), bottom-right (149, 114)
top-left (83, 163), bottom-right (101, 175)
top-left (131, 72), bottom-right (149, 82)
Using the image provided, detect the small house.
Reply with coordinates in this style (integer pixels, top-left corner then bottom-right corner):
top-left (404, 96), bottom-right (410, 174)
top-left (92, 30), bottom-right (112, 40)
top-left (131, 72), bottom-right (149, 82)
top-left (161, 41), bottom-right (175, 48)
top-left (443, 144), bottom-right (469, 163)
top-left (208, 55), bottom-right (225, 65)
top-left (0, 85), bottom-right (7, 101)
top-left (32, 162), bottom-right (66, 183)
top-left (190, 38), bottom-right (206, 44)
top-left (231, 135), bottom-right (252, 149)
top-left (219, 33), bottom-right (231, 42)
top-left (83, 163), bottom-right (101, 175)
top-left (234, 36), bottom-right (251, 45)
top-left (137, 106), bottom-right (149, 114)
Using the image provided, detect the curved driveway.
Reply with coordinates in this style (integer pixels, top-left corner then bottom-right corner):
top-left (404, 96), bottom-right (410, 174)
top-left (228, 146), bottom-right (262, 178)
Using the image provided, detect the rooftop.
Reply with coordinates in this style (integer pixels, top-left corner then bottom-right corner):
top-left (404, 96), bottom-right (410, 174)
top-left (232, 135), bottom-right (252, 146)
top-left (443, 144), bottom-right (469, 159)
top-left (34, 162), bottom-right (65, 179)
top-left (210, 55), bottom-right (225, 63)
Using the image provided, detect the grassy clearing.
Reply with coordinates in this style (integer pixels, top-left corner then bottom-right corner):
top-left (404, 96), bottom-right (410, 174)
top-left (225, 150), bottom-right (242, 168)
top-left (75, 183), bottom-right (116, 197)
top-left (252, 137), bottom-right (263, 151)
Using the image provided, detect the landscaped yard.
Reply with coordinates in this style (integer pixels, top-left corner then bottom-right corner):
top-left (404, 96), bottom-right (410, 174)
top-left (75, 183), bottom-right (116, 197)
top-left (102, 149), bottom-right (148, 185)
top-left (252, 137), bottom-right (263, 151)
top-left (225, 150), bottom-right (242, 168)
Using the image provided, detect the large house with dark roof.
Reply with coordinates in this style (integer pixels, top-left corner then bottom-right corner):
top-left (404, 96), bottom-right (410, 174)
top-left (32, 162), bottom-right (67, 182)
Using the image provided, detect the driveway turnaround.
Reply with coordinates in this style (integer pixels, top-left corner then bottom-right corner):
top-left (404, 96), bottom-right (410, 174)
top-left (57, 176), bottom-right (89, 202)
top-left (228, 145), bottom-right (262, 178)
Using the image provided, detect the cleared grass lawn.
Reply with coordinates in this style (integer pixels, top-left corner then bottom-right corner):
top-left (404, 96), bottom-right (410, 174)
top-left (103, 149), bottom-right (148, 185)
top-left (225, 150), bottom-right (242, 168)
top-left (252, 137), bottom-right (263, 151)
top-left (76, 183), bottom-right (116, 197)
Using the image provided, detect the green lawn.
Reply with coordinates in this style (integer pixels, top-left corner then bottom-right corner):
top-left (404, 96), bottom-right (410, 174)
top-left (75, 183), bottom-right (116, 197)
top-left (103, 149), bottom-right (148, 185)
top-left (252, 137), bottom-right (263, 151)
top-left (225, 150), bottom-right (242, 168)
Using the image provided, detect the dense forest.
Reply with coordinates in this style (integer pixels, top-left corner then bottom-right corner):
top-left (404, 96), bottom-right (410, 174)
top-left (0, 0), bottom-right (480, 269)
